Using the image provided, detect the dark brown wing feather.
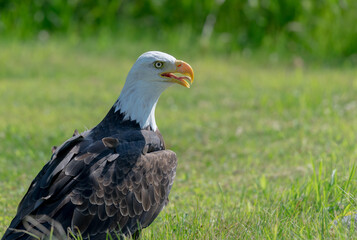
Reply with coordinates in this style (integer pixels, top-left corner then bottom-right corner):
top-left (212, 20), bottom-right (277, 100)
top-left (71, 150), bottom-right (176, 239)
top-left (2, 123), bottom-right (177, 240)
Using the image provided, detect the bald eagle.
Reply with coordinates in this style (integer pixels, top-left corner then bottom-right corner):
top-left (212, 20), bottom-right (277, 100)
top-left (2, 51), bottom-right (194, 239)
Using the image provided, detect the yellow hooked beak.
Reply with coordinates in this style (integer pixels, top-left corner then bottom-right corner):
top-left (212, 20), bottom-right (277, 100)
top-left (160, 60), bottom-right (194, 88)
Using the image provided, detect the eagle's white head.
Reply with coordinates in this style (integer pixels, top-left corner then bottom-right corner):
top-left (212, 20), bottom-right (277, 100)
top-left (115, 51), bottom-right (194, 131)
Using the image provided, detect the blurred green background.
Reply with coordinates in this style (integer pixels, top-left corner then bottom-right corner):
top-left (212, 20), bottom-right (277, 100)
top-left (1, 0), bottom-right (357, 62)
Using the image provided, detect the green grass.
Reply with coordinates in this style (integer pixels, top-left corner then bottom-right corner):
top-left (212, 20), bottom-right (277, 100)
top-left (0, 39), bottom-right (356, 239)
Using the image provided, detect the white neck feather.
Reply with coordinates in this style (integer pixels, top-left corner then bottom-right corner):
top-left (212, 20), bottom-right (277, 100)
top-left (114, 78), bottom-right (169, 131)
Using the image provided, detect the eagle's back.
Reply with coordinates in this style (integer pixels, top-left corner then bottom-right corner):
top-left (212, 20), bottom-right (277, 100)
top-left (2, 108), bottom-right (177, 240)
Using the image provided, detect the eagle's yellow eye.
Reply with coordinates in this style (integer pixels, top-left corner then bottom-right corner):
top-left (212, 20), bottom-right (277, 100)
top-left (154, 61), bottom-right (164, 69)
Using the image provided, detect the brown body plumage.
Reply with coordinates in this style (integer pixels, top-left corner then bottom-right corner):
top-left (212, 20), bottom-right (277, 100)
top-left (2, 108), bottom-right (177, 239)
